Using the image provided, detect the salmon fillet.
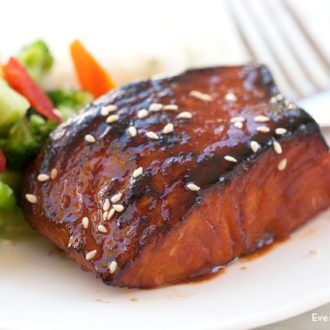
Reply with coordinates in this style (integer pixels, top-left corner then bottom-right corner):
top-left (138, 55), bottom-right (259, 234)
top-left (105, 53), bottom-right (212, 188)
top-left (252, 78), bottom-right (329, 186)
top-left (23, 65), bottom-right (330, 288)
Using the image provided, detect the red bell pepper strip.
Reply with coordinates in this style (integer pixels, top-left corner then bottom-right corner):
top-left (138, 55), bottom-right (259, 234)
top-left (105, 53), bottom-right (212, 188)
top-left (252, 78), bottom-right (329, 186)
top-left (2, 57), bottom-right (60, 122)
top-left (70, 40), bottom-right (116, 98)
top-left (0, 150), bottom-right (6, 172)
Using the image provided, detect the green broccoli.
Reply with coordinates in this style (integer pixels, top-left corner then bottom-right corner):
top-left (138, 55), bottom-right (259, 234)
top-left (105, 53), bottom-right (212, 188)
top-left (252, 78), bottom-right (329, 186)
top-left (48, 89), bottom-right (93, 120)
top-left (0, 78), bottom-right (30, 136)
top-left (17, 40), bottom-right (54, 82)
top-left (0, 115), bottom-right (56, 170)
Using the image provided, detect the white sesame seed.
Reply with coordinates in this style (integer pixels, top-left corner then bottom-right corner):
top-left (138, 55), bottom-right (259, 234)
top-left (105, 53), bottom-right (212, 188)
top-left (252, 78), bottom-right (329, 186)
top-left (111, 193), bottom-right (123, 203)
top-left (273, 139), bottom-right (282, 154)
top-left (234, 121), bottom-right (243, 129)
top-left (103, 211), bottom-right (109, 221)
top-left (189, 90), bottom-right (213, 102)
top-left (25, 194), bottom-right (37, 204)
top-left (82, 217), bottom-right (89, 229)
top-left (256, 126), bottom-right (270, 133)
top-left (250, 141), bottom-right (260, 153)
top-left (85, 250), bottom-right (97, 261)
top-left (224, 155), bottom-right (238, 163)
top-left (107, 208), bottom-right (115, 220)
top-left (308, 249), bottom-right (321, 256)
top-left (163, 104), bottom-right (178, 111)
top-left (162, 123), bottom-right (174, 134)
top-left (186, 182), bottom-right (201, 192)
top-left (85, 134), bottom-right (96, 143)
top-left (146, 131), bottom-right (159, 140)
top-left (103, 199), bottom-right (111, 211)
top-left (254, 115), bottom-right (270, 122)
top-left (37, 174), bottom-right (50, 182)
top-left (101, 105), bottom-right (117, 116)
top-left (109, 260), bottom-right (118, 274)
top-left (224, 92), bottom-right (237, 102)
top-left (137, 109), bottom-right (149, 119)
top-left (275, 127), bottom-right (287, 135)
top-left (113, 204), bottom-right (124, 212)
top-left (50, 168), bottom-right (58, 180)
top-left (230, 116), bottom-right (245, 123)
top-left (127, 126), bottom-right (137, 137)
top-left (277, 159), bottom-right (287, 171)
top-left (132, 167), bottom-right (143, 178)
top-left (149, 103), bottom-right (163, 112)
top-left (106, 114), bottom-right (119, 124)
top-left (177, 111), bottom-right (192, 119)
top-left (98, 224), bottom-right (107, 233)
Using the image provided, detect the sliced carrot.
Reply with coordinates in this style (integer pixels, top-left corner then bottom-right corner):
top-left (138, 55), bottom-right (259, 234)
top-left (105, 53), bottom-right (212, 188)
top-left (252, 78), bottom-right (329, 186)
top-left (3, 57), bottom-right (60, 122)
top-left (70, 40), bottom-right (115, 98)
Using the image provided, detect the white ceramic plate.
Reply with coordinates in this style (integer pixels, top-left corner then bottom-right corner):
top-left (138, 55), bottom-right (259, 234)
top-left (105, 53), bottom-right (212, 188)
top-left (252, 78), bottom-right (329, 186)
top-left (1, 206), bottom-right (330, 330)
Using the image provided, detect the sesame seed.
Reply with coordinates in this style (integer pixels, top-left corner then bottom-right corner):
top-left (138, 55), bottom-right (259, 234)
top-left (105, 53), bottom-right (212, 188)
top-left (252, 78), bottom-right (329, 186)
top-left (163, 104), bottom-right (178, 111)
top-left (234, 121), bottom-right (243, 129)
top-left (308, 249), bottom-right (321, 256)
top-left (107, 208), bottom-right (115, 220)
top-left (137, 109), bottom-right (149, 119)
top-left (111, 193), bottom-right (122, 203)
top-left (146, 131), bottom-right (159, 140)
top-left (102, 211), bottom-right (109, 221)
top-left (256, 126), bottom-right (270, 133)
top-left (101, 105), bottom-right (117, 116)
top-left (224, 155), bottom-right (237, 163)
top-left (98, 224), bottom-right (107, 233)
top-left (85, 250), bottom-right (97, 261)
top-left (275, 127), bottom-right (287, 135)
top-left (37, 174), bottom-right (50, 182)
top-left (106, 114), bottom-right (119, 124)
top-left (177, 112), bottom-right (192, 119)
top-left (224, 92), bottom-right (237, 102)
top-left (230, 116), bottom-right (245, 123)
top-left (109, 260), bottom-right (118, 274)
top-left (250, 141), bottom-right (260, 153)
top-left (189, 90), bottom-right (212, 102)
top-left (50, 168), bottom-right (58, 180)
top-left (25, 194), bottom-right (37, 204)
top-left (85, 134), bottom-right (96, 143)
top-left (127, 126), bottom-right (137, 137)
top-left (82, 217), bottom-right (89, 229)
top-left (113, 204), bottom-right (124, 212)
top-left (149, 103), bottom-right (163, 112)
top-left (277, 159), bottom-right (287, 171)
top-left (254, 115), bottom-right (270, 122)
top-left (103, 199), bottom-right (111, 211)
top-left (186, 182), bottom-right (201, 192)
top-left (132, 167), bottom-right (143, 178)
top-left (273, 139), bottom-right (282, 154)
top-left (162, 123), bottom-right (174, 134)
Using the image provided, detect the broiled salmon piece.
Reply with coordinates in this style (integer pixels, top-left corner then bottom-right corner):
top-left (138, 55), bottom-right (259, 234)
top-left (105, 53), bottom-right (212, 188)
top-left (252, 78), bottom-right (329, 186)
top-left (23, 66), bottom-right (330, 288)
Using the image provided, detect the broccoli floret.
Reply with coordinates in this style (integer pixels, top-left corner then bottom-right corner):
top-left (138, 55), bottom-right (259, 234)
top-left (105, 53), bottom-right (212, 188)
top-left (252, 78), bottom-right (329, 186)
top-left (0, 115), bottom-right (56, 170)
top-left (17, 40), bottom-right (54, 82)
top-left (48, 89), bottom-right (93, 120)
top-left (0, 170), bottom-right (22, 193)
top-left (0, 78), bottom-right (30, 136)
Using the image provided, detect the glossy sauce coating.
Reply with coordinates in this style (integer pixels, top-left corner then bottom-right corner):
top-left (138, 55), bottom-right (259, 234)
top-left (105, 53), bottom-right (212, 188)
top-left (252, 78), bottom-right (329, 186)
top-left (23, 66), bottom-right (330, 287)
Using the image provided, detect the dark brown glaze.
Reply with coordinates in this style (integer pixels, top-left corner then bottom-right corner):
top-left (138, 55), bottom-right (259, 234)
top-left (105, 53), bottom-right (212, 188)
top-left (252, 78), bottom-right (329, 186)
top-left (23, 65), bottom-right (330, 288)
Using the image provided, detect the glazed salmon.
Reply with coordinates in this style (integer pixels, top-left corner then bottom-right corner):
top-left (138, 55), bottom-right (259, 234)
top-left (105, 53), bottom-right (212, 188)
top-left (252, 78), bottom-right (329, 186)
top-left (23, 66), bottom-right (330, 288)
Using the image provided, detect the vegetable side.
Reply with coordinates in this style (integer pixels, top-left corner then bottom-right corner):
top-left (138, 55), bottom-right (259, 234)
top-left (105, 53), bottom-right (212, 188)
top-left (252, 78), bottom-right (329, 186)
top-left (0, 39), bottom-right (113, 235)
